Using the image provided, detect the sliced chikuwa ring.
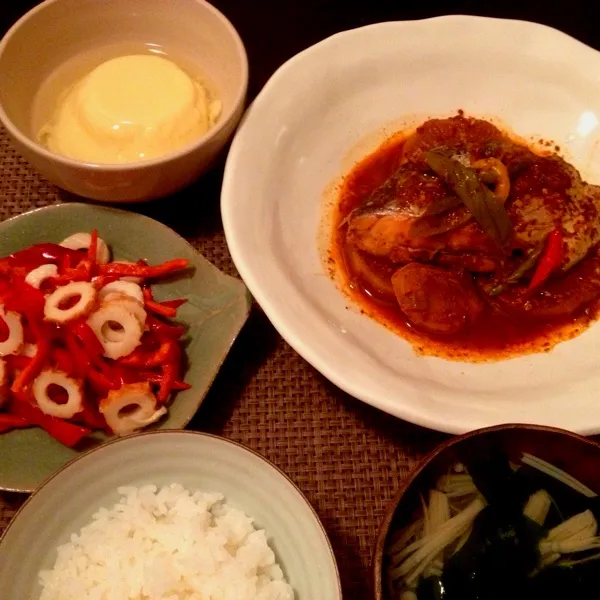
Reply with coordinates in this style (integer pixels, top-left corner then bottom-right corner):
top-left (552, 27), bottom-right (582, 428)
top-left (98, 280), bottom-right (144, 304)
top-left (100, 382), bottom-right (166, 436)
top-left (24, 264), bottom-right (58, 290)
top-left (44, 281), bottom-right (97, 324)
top-left (0, 307), bottom-right (23, 356)
top-left (87, 303), bottom-right (143, 359)
top-left (33, 369), bottom-right (83, 419)
top-left (60, 232), bottom-right (111, 264)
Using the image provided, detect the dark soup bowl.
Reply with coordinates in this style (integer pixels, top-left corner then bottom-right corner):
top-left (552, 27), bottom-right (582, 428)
top-left (372, 424), bottom-right (600, 600)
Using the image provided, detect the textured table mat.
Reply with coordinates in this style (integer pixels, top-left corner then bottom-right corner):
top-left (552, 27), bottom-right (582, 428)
top-left (0, 126), bottom-right (446, 599)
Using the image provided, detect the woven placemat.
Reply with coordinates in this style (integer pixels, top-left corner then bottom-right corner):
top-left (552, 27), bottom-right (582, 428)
top-left (0, 126), bottom-right (446, 599)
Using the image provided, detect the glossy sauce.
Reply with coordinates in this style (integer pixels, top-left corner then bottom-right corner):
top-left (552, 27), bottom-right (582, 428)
top-left (331, 133), bottom-right (600, 361)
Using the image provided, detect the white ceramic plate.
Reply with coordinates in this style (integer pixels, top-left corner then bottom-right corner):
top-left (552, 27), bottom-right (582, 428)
top-left (222, 15), bottom-right (600, 435)
top-left (0, 431), bottom-right (342, 600)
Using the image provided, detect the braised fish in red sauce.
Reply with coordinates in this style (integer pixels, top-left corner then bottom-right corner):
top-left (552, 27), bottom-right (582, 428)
top-left (332, 115), bottom-right (600, 360)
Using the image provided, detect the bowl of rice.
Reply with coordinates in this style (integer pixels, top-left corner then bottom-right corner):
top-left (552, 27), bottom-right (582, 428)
top-left (0, 430), bottom-right (342, 600)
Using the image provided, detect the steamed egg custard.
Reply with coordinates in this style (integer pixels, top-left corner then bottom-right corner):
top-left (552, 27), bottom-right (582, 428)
top-left (38, 54), bottom-right (221, 164)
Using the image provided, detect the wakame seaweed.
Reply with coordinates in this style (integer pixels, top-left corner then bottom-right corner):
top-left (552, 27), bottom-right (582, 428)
top-left (515, 463), bottom-right (600, 527)
top-left (459, 444), bottom-right (533, 513)
top-left (440, 506), bottom-right (546, 600)
top-left (388, 445), bottom-right (600, 600)
top-left (416, 576), bottom-right (445, 600)
top-left (521, 562), bottom-right (599, 600)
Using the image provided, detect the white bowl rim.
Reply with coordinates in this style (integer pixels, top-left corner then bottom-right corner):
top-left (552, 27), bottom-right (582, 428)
top-left (222, 15), bottom-right (600, 435)
top-left (0, 429), bottom-right (343, 596)
top-left (0, 0), bottom-right (249, 170)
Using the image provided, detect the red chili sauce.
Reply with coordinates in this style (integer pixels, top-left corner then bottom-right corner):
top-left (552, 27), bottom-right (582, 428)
top-left (330, 119), bottom-right (600, 361)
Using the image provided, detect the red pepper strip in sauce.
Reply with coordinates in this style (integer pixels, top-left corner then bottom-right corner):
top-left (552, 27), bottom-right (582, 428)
top-left (528, 229), bottom-right (564, 292)
top-left (52, 263), bottom-right (92, 285)
top-left (0, 277), bottom-right (10, 297)
top-left (156, 341), bottom-right (180, 403)
top-left (118, 369), bottom-right (189, 392)
top-left (4, 355), bottom-right (32, 371)
top-left (89, 361), bottom-right (121, 393)
top-left (72, 401), bottom-right (107, 430)
top-left (63, 330), bottom-right (89, 379)
top-left (70, 321), bottom-right (105, 358)
top-left (0, 259), bottom-right (12, 276)
top-left (10, 399), bottom-right (91, 447)
top-left (116, 367), bottom-right (150, 385)
top-left (98, 259), bottom-right (189, 279)
top-left (59, 253), bottom-right (72, 275)
top-left (8, 243), bottom-right (85, 271)
top-left (145, 298), bottom-right (178, 318)
top-left (0, 413), bottom-right (30, 433)
top-left (117, 339), bottom-right (177, 368)
top-left (142, 287), bottom-right (186, 316)
top-left (88, 230), bottom-right (98, 272)
top-left (3, 281), bottom-right (46, 322)
top-left (157, 362), bottom-right (178, 403)
top-left (53, 347), bottom-right (75, 374)
top-left (11, 333), bottom-right (50, 393)
top-left (171, 380), bottom-right (191, 391)
top-left (160, 299), bottom-right (187, 310)
top-left (88, 368), bottom-right (120, 395)
top-left (146, 315), bottom-right (186, 340)
top-left (143, 287), bottom-right (178, 318)
top-left (91, 274), bottom-right (120, 289)
top-left (66, 322), bottom-right (121, 391)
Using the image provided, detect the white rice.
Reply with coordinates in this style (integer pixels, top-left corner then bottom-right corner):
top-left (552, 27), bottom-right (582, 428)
top-left (38, 484), bottom-right (295, 600)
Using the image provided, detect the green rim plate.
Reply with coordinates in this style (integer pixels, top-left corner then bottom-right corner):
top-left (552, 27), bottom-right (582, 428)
top-left (0, 203), bottom-right (251, 492)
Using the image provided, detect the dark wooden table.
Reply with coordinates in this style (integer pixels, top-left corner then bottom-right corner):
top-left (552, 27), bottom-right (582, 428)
top-left (0, 2), bottom-right (598, 599)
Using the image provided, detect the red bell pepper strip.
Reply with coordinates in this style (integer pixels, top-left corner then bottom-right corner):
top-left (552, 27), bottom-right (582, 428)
top-left (88, 230), bottom-right (98, 271)
top-left (160, 299), bottom-right (187, 310)
top-left (11, 334), bottom-right (50, 393)
top-left (63, 328), bottom-right (118, 392)
top-left (0, 413), bottom-right (30, 433)
top-left (118, 339), bottom-right (177, 368)
top-left (144, 298), bottom-right (178, 318)
top-left (98, 259), bottom-right (189, 279)
top-left (528, 229), bottom-right (563, 292)
top-left (10, 399), bottom-right (91, 447)
top-left (52, 347), bottom-right (75, 374)
top-left (8, 243), bottom-right (84, 271)
top-left (63, 330), bottom-right (90, 379)
top-left (58, 253), bottom-right (72, 275)
top-left (143, 287), bottom-right (178, 317)
top-left (52, 264), bottom-right (91, 285)
top-left (3, 281), bottom-right (46, 322)
top-left (142, 288), bottom-right (186, 317)
top-left (72, 401), bottom-right (107, 430)
top-left (4, 355), bottom-right (32, 371)
top-left (117, 368), bottom-right (189, 392)
top-left (87, 368), bottom-right (119, 395)
top-left (146, 315), bottom-right (185, 339)
top-left (70, 321), bottom-right (105, 358)
top-left (171, 380), bottom-right (191, 391)
top-left (157, 362), bottom-right (177, 402)
top-left (157, 342), bottom-right (181, 402)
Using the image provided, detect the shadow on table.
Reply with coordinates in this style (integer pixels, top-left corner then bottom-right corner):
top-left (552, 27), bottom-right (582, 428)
top-left (317, 367), bottom-right (449, 457)
top-left (188, 305), bottom-right (280, 433)
top-left (58, 151), bottom-right (229, 244)
top-left (316, 374), bottom-right (449, 599)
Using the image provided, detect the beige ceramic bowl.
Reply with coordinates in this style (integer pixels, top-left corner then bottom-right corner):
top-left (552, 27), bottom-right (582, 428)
top-left (0, 0), bottom-right (248, 202)
top-left (0, 431), bottom-right (342, 600)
